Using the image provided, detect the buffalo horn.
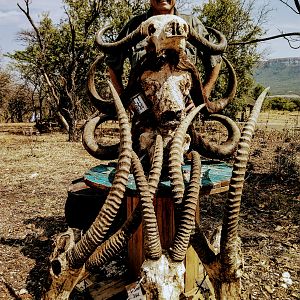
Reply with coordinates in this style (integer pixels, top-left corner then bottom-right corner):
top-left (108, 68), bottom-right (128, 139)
top-left (95, 25), bottom-right (145, 52)
top-left (82, 114), bottom-right (119, 160)
top-left (87, 55), bottom-right (115, 114)
top-left (204, 56), bottom-right (237, 113)
top-left (190, 114), bottom-right (241, 159)
top-left (188, 26), bottom-right (227, 55)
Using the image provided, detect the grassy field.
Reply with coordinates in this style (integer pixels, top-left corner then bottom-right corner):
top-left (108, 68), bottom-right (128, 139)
top-left (0, 117), bottom-right (299, 299)
top-left (258, 110), bottom-right (300, 131)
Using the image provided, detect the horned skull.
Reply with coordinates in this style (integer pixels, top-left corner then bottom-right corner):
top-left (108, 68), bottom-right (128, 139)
top-left (141, 15), bottom-right (189, 53)
top-left (140, 64), bottom-right (191, 129)
top-left (88, 14), bottom-right (240, 162)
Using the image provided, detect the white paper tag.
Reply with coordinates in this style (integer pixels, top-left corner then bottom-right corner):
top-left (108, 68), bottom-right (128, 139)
top-left (132, 94), bottom-right (148, 114)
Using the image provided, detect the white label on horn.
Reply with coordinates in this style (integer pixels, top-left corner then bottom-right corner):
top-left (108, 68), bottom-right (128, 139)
top-left (132, 94), bottom-right (148, 115)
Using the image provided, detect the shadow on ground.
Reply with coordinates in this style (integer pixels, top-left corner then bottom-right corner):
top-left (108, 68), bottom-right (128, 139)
top-left (0, 216), bottom-right (67, 299)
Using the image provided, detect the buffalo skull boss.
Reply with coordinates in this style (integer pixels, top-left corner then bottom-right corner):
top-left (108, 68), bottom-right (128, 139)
top-left (141, 15), bottom-right (189, 53)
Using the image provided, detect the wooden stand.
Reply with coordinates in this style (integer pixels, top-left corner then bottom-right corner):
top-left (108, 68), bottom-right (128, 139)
top-left (127, 193), bottom-right (203, 294)
top-left (80, 161), bottom-right (232, 298)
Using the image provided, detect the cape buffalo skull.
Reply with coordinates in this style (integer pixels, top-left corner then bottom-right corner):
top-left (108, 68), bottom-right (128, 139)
top-left (84, 14), bottom-right (240, 164)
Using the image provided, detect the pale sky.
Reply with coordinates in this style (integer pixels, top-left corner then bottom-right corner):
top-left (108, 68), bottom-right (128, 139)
top-left (0, 0), bottom-right (299, 66)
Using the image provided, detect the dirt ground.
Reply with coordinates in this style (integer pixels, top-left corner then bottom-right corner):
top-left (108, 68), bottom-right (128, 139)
top-left (0, 123), bottom-right (299, 299)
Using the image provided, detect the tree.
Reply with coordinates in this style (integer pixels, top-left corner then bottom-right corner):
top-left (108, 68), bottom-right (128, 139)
top-left (229, 0), bottom-right (300, 49)
top-left (9, 0), bottom-right (148, 141)
top-left (0, 67), bottom-right (33, 122)
top-left (193, 0), bottom-right (270, 118)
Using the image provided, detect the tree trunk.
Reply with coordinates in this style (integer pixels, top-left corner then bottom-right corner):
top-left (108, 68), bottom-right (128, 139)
top-left (68, 115), bottom-right (80, 142)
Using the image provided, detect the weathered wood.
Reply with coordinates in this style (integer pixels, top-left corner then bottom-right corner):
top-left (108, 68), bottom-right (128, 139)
top-left (84, 161), bottom-right (233, 196)
top-left (88, 277), bottom-right (130, 300)
top-left (184, 246), bottom-right (200, 292)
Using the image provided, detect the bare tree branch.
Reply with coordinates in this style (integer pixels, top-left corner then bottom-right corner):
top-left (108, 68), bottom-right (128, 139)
top-left (279, 0), bottom-right (300, 14)
top-left (17, 0), bottom-right (44, 52)
top-left (284, 35), bottom-right (300, 48)
top-left (295, 0), bottom-right (300, 13)
top-left (229, 32), bottom-right (300, 45)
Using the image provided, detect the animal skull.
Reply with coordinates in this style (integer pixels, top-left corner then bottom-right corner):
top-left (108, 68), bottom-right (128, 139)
top-left (140, 64), bottom-right (192, 130)
top-left (141, 15), bottom-right (189, 53)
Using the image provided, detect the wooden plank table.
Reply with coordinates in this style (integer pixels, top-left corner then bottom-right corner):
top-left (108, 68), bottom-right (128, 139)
top-left (83, 160), bottom-right (233, 298)
top-left (84, 160), bottom-right (232, 196)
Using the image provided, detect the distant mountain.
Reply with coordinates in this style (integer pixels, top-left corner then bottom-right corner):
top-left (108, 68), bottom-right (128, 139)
top-left (254, 57), bottom-right (300, 95)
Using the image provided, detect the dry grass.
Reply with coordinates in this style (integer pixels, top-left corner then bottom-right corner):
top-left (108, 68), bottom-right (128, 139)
top-left (258, 110), bottom-right (300, 131)
top-left (0, 133), bottom-right (98, 299)
top-left (0, 123), bottom-right (299, 299)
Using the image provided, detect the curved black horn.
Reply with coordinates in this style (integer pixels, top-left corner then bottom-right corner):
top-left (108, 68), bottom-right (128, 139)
top-left (87, 55), bottom-right (116, 114)
top-left (188, 26), bottom-right (227, 55)
top-left (190, 114), bottom-right (241, 160)
top-left (204, 56), bottom-right (237, 113)
top-left (82, 114), bottom-right (119, 160)
top-left (95, 25), bottom-right (145, 52)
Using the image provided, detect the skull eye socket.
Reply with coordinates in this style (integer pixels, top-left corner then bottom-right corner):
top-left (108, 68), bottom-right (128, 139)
top-left (148, 24), bottom-right (156, 35)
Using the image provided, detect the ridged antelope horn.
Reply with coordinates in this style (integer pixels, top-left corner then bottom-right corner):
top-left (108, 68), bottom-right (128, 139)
top-left (82, 114), bottom-right (119, 160)
top-left (87, 55), bottom-right (115, 114)
top-left (188, 26), bottom-right (227, 55)
top-left (169, 151), bottom-right (201, 262)
top-left (204, 56), bottom-right (237, 113)
top-left (95, 25), bottom-right (145, 52)
top-left (132, 150), bottom-right (162, 260)
top-left (67, 81), bottom-right (132, 269)
top-left (220, 88), bottom-right (270, 265)
top-left (148, 134), bottom-right (164, 197)
top-left (190, 114), bottom-right (241, 159)
top-left (169, 104), bottom-right (205, 205)
top-left (85, 204), bottom-right (142, 269)
top-left (85, 135), bottom-right (163, 268)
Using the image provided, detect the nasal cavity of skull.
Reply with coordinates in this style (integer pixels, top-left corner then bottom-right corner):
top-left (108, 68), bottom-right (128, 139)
top-left (51, 259), bottom-right (62, 276)
top-left (148, 24), bottom-right (156, 35)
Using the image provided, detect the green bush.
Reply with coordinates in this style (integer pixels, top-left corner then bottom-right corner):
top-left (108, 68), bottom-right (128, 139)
top-left (263, 97), bottom-right (299, 112)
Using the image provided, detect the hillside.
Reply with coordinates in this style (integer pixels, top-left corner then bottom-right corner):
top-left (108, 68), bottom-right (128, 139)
top-left (254, 57), bottom-right (300, 95)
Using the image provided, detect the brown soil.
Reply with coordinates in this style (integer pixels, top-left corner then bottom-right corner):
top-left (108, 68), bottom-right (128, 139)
top-left (0, 127), bottom-right (299, 299)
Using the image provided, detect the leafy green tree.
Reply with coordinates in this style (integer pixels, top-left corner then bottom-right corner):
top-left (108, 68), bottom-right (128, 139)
top-left (194, 0), bottom-right (269, 118)
top-left (9, 0), bottom-right (148, 141)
